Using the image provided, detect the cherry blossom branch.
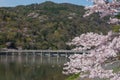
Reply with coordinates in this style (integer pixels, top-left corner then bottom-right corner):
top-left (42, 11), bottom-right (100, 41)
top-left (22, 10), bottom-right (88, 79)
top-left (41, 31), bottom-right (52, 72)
top-left (84, 0), bottom-right (120, 24)
top-left (63, 31), bottom-right (120, 80)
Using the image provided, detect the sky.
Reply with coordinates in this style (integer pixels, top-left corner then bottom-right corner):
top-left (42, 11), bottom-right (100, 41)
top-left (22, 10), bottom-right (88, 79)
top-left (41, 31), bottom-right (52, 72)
top-left (0, 0), bottom-right (92, 7)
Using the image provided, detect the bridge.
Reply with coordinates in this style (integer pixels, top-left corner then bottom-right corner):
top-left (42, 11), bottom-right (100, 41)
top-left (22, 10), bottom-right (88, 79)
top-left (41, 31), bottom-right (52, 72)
top-left (0, 50), bottom-right (87, 57)
top-left (0, 50), bottom-right (88, 63)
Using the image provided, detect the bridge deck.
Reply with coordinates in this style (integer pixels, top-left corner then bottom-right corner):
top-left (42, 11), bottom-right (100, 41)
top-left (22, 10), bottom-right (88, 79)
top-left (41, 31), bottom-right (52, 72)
top-left (0, 50), bottom-right (88, 63)
top-left (0, 50), bottom-right (88, 57)
top-left (0, 50), bottom-right (86, 53)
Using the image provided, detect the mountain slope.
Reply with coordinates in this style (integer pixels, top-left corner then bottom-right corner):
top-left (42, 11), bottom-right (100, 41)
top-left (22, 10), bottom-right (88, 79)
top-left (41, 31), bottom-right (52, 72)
top-left (0, 1), bottom-right (112, 50)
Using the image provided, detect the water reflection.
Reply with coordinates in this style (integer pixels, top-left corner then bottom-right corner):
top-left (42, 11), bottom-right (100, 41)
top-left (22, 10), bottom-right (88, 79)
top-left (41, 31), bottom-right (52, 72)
top-left (0, 55), bottom-right (68, 80)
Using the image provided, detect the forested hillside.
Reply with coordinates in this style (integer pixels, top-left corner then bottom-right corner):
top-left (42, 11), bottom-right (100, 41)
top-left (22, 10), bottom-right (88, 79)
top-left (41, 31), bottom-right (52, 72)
top-left (0, 1), bottom-right (112, 50)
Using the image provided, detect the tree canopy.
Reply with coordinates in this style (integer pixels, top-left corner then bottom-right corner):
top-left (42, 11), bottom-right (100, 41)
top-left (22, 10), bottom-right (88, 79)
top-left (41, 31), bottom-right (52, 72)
top-left (0, 1), bottom-right (112, 50)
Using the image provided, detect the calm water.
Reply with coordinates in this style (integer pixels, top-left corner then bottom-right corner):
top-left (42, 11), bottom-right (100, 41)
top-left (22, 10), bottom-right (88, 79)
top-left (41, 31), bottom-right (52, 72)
top-left (0, 55), bottom-right (69, 80)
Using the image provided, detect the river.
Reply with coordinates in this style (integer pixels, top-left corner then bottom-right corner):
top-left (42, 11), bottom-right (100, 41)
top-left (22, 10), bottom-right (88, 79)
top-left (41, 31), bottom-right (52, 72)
top-left (0, 55), bottom-right (69, 80)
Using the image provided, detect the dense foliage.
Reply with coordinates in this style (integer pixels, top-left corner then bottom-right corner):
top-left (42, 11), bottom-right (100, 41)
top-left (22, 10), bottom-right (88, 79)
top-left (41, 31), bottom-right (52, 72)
top-left (0, 1), bottom-right (112, 50)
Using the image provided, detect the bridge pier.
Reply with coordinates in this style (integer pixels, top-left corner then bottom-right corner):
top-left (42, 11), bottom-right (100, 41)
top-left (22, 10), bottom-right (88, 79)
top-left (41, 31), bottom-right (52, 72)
top-left (0, 55), bottom-right (2, 62)
top-left (48, 52), bottom-right (51, 63)
top-left (18, 55), bottom-right (22, 63)
top-left (12, 52), bottom-right (15, 61)
top-left (65, 52), bottom-right (68, 58)
top-left (32, 52), bottom-right (35, 63)
top-left (5, 52), bottom-right (8, 62)
top-left (57, 52), bottom-right (59, 63)
top-left (40, 52), bottom-right (43, 63)
top-left (25, 52), bottom-right (28, 63)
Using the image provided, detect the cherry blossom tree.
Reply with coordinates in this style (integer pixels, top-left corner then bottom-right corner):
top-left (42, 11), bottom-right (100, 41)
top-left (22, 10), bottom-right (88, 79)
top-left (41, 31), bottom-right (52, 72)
top-left (63, 31), bottom-right (120, 80)
top-left (84, 0), bottom-right (120, 24)
top-left (63, 0), bottom-right (120, 80)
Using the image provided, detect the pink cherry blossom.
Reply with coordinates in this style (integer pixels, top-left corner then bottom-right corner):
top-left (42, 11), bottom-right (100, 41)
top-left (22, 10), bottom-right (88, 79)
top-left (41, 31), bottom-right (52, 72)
top-left (63, 31), bottom-right (120, 80)
top-left (84, 0), bottom-right (120, 24)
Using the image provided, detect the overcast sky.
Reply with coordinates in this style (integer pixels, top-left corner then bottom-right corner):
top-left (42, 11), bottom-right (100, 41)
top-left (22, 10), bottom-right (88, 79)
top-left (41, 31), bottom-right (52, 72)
top-left (0, 0), bottom-right (92, 7)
